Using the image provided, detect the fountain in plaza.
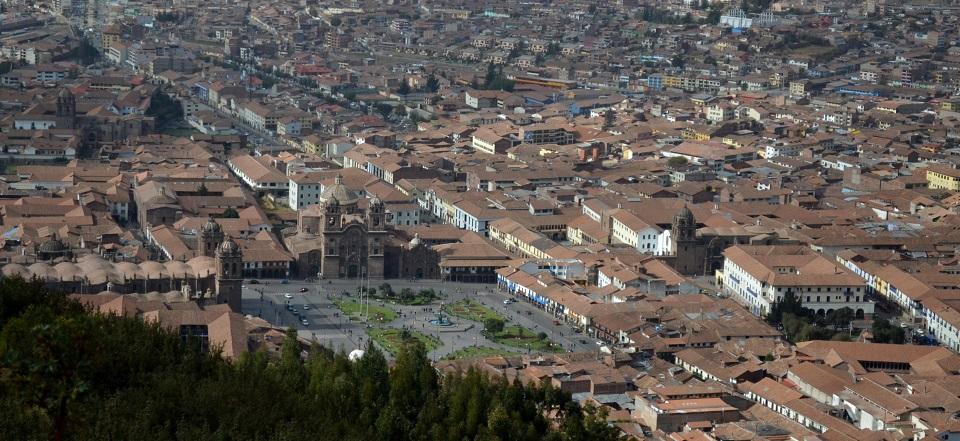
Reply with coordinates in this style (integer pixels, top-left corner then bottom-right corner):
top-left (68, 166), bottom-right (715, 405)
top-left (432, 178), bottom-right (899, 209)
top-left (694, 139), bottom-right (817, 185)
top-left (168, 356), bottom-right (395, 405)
top-left (428, 302), bottom-right (454, 327)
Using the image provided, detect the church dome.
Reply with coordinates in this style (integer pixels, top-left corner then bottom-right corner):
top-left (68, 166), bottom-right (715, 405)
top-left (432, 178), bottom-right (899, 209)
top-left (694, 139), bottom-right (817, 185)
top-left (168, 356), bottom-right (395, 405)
top-left (38, 237), bottom-right (68, 254)
top-left (676, 205), bottom-right (694, 223)
top-left (319, 174), bottom-right (360, 205)
top-left (409, 233), bottom-right (422, 248)
top-left (58, 88), bottom-right (73, 99)
top-left (218, 238), bottom-right (241, 256)
top-left (201, 216), bottom-right (222, 234)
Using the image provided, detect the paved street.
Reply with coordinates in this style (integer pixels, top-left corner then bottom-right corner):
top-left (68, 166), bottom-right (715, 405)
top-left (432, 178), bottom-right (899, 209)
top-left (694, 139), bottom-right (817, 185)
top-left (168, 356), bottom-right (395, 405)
top-left (240, 279), bottom-right (599, 359)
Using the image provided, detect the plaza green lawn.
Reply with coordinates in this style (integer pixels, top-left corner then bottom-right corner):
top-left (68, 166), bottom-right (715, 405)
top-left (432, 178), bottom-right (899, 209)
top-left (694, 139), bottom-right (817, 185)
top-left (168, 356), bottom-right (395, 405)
top-left (446, 299), bottom-right (504, 323)
top-left (334, 300), bottom-right (397, 323)
top-left (368, 327), bottom-right (441, 355)
top-left (442, 346), bottom-right (523, 360)
top-left (487, 325), bottom-right (564, 353)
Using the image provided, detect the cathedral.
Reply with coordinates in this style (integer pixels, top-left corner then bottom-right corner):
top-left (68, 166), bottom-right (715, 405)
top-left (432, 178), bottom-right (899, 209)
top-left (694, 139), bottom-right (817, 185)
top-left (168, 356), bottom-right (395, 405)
top-left (669, 206), bottom-right (720, 275)
top-left (13, 87), bottom-right (155, 147)
top-left (667, 206), bottom-right (785, 276)
top-left (0, 217), bottom-right (244, 311)
top-left (285, 175), bottom-right (390, 279)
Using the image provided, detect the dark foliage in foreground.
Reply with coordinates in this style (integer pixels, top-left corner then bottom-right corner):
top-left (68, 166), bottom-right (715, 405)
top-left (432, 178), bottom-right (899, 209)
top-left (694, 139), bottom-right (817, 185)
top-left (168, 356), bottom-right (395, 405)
top-left (0, 277), bottom-right (625, 441)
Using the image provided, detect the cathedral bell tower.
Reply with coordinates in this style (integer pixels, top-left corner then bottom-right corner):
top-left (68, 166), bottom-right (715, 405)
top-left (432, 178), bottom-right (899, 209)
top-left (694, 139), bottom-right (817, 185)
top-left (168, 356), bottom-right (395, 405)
top-left (215, 237), bottom-right (243, 311)
top-left (55, 88), bottom-right (77, 129)
top-left (321, 197), bottom-right (342, 232)
top-left (672, 206), bottom-right (696, 243)
top-left (199, 216), bottom-right (224, 257)
top-left (367, 196), bottom-right (386, 231)
top-left (671, 206), bottom-right (701, 275)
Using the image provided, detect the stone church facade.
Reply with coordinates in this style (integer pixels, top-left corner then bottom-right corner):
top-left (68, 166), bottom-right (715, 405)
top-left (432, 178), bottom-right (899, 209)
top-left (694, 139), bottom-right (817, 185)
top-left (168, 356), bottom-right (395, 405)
top-left (13, 88), bottom-right (155, 149)
top-left (286, 175), bottom-right (390, 279)
top-left (284, 176), bottom-right (446, 280)
top-left (667, 206), bottom-right (783, 276)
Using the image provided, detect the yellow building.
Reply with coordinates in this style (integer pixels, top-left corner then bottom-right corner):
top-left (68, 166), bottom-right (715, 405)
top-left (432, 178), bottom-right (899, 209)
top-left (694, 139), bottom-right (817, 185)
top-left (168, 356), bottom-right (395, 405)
top-left (300, 135), bottom-right (321, 155)
top-left (942, 100), bottom-right (960, 112)
top-left (101, 25), bottom-right (121, 49)
top-left (662, 75), bottom-right (682, 89)
top-left (681, 126), bottom-right (712, 141)
top-left (927, 166), bottom-right (960, 191)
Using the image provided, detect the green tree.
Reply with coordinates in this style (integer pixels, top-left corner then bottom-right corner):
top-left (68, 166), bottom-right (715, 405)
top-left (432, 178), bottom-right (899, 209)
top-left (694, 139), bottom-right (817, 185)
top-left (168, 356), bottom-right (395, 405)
top-left (603, 109), bottom-right (616, 129)
top-left (547, 42), bottom-right (561, 55)
top-left (425, 74), bottom-right (440, 93)
top-left (872, 318), bottom-right (906, 344)
top-left (484, 63), bottom-right (497, 87)
top-left (375, 103), bottom-right (393, 118)
top-left (146, 91), bottom-right (184, 129)
top-left (484, 317), bottom-right (505, 335)
top-left (399, 287), bottom-right (414, 303)
top-left (0, 277), bottom-right (634, 440)
top-left (670, 54), bottom-right (685, 68)
top-left (396, 80), bottom-right (411, 95)
top-left (222, 207), bottom-right (240, 218)
top-left (765, 290), bottom-right (806, 326)
top-left (825, 307), bottom-right (855, 330)
top-left (666, 156), bottom-right (688, 168)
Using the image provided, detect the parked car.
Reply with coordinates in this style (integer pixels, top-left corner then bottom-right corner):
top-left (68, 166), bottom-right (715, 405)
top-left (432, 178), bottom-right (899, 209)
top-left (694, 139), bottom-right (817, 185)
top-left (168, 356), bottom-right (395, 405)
top-left (303, 305), bottom-right (311, 310)
top-left (248, 280), bottom-right (260, 284)
top-left (284, 293), bottom-right (293, 299)
top-left (299, 287), bottom-right (309, 293)
top-left (301, 319), bottom-right (309, 326)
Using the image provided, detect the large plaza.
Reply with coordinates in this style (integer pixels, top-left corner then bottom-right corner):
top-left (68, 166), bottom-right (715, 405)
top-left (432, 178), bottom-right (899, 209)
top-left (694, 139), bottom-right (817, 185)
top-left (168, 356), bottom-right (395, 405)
top-left (240, 278), bottom-right (599, 359)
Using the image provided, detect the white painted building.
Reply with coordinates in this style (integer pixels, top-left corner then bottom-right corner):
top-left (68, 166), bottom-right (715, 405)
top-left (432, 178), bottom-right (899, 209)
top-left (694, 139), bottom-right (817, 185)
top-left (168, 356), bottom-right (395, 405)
top-left (288, 178), bottom-right (323, 209)
top-left (452, 201), bottom-right (498, 235)
top-left (609, 209), bottom-right (669, 255)
top-left (386, 202), bottom-right (421, 226)
top-left (719, 245), bottom-right (873, 318)
top-left (518, 259), bottom-right (587, 282)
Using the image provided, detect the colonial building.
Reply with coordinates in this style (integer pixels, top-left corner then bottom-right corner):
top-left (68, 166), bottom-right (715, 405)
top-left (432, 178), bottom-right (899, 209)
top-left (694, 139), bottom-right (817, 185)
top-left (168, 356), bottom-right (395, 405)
top-left (665, 206), bottom-right (778, 276)
top-left (11, 88), bottom-right (155, 148)
top-left (719, 245), bottom-right (874, 319)
top-left (1, 218), bottom-right (244, 311)
top-left (285, 175), bottom-right (390, 279)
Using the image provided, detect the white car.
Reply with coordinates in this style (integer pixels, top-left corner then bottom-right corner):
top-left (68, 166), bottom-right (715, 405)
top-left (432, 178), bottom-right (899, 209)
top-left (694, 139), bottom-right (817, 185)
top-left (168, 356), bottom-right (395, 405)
top-left (284, 293), bottom-right (293, 299)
